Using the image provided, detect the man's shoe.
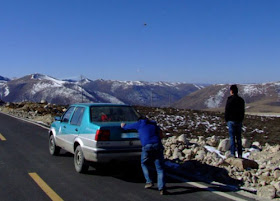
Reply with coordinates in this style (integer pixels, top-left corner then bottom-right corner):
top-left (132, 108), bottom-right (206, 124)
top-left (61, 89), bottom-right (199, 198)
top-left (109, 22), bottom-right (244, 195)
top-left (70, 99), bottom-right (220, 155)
top-left (144, 183), bottom-right (154, 189)
top-left (160, 189), bottom-right (168, 195)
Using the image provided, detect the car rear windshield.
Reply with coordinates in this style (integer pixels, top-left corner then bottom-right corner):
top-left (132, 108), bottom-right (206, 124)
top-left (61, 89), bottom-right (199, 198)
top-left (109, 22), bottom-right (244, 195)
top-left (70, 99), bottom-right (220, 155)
top-left (90, 106), bottom-right (140, 122)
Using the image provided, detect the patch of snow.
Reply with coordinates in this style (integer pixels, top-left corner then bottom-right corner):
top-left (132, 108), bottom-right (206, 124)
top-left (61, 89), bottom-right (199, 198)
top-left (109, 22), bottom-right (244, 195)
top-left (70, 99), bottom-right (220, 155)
top-left (251, 129), bottom-right (264, 134)
top-left (204, 145), bottom-right (226, 159)
top-left (111, 82), bottom-right (124, 92)
top-left (204, 87), bottom-right (227, 108)
top-left (4, 86), bottom-right (9, 96)
top-left (242, 84), bottom-right (266, 97)
top-left (95, 91), bottom-right (124, 104)
top-left (194, 84), bottom-right (205, 90)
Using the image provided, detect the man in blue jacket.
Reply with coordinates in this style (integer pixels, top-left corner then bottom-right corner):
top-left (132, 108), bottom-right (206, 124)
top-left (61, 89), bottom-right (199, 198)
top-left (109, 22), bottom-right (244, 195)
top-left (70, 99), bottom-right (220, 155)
top-left (121, 117), bottom-right (167, 195)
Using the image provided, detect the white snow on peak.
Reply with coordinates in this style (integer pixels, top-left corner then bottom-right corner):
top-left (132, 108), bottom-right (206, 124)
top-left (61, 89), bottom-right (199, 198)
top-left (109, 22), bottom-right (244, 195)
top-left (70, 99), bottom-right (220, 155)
top-left (242, 84), bottom-right (267, 97)
top-left (205, 87), bottom-right (228, 108)
top-left (31, 74), bottom-right (66, 86)
top-left (81, 78), bottom-right (91, 84)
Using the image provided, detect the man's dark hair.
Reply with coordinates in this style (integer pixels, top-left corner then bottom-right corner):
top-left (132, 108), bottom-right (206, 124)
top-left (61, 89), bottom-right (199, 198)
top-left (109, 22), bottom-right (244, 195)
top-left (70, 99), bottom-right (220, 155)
top-left (230, 85), bottom-right (238, 95)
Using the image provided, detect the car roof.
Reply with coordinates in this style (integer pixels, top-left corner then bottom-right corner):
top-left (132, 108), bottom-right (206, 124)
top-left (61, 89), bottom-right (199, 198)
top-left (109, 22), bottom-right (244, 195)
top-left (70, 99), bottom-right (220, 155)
top-left (70, 103), bottom-right (131, 107)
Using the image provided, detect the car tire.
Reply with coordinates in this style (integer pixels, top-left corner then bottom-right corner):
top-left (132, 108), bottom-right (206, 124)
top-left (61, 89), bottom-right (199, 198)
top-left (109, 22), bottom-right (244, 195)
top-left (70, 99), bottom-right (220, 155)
top-left (74, 145), bottom-right (89, 173)
top-left (49, 135), bottom-right (60, 156)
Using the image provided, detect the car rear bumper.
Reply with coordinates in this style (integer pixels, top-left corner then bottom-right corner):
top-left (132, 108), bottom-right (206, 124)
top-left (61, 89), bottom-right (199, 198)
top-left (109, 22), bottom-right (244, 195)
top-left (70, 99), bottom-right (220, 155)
top-left (83, 146), bottom-right (142, 163)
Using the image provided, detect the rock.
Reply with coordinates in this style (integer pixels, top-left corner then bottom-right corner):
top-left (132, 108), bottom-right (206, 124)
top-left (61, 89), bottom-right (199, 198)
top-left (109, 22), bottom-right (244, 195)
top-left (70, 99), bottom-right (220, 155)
top-left (273, 181), bottom-right (280, 191)
top-left (218, 139), bottom-right (230, 152)
top-left (198, 136), bottom-right (205, 144)
top-left (259, 175), bottom-right (273, 184)
top-left (165, 148), bottom-right (172, 157)
top-left (242, 138), bottom-right (251, 148)
top-left (225, 158), bottom-right (259, 171)
top-left (177, 134), bottom-right (188, 144)
top-left (225, 151), bottom-right (232, 158)
top-left (195, 149), bottom-right (206, 161)
top-left (207, 135), bottom-right (219, 147)
top-left (276, 190), bottom-right (280, 198)
top-left (257, 185), bottom-right (276, 199)
top-left (274, 170), bottom-right (280, 180)
top-left (270, 145), bottom-right (280, 153)
top-left (172, 147), bottom-right (179, 160)
top-left (170, 144), bottom-right (177, 150)
top-left (252, 141), bottom-right (261, 148)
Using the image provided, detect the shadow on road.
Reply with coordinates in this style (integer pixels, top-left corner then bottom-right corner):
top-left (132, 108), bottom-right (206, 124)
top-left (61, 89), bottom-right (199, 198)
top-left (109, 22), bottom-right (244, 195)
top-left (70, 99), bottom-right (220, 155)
top-left (173, 160), bottom-right (243, 187)
top-left (83, 158), bottom-right (242, 195)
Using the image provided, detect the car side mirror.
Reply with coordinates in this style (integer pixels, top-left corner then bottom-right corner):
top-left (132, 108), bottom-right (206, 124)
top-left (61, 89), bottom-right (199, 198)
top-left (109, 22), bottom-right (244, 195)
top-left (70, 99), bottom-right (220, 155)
top-left (55, 116), bottom-right (61, 121)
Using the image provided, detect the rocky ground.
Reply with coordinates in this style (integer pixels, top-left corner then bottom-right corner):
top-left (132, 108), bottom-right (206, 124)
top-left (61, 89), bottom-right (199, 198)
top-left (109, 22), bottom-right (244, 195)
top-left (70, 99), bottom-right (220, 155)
top-left (1, 101), bottom-right (280, 200)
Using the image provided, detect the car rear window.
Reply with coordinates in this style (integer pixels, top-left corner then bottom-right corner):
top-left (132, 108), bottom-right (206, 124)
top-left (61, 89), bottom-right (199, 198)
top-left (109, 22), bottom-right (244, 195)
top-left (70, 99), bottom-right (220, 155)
top-left (90, 106), bottom-right (140, 122)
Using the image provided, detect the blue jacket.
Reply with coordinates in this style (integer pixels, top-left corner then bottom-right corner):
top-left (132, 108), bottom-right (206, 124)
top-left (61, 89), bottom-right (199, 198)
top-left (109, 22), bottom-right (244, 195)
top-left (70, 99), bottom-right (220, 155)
top-left (123, 119), bottom-right (162, 146)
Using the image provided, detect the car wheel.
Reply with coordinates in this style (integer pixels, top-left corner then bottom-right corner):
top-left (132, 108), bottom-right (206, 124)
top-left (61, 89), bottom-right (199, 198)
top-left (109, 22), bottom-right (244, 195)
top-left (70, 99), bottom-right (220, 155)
top-left (49, 135), bottom-right (60, 155)
top-left (74, 145), bottom-right (89, 173)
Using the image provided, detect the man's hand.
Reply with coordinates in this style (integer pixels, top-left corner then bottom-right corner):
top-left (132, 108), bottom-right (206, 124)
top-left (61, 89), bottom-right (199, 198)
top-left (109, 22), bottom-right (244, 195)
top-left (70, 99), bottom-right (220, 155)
top-left (121, 123), bottom-right (126, 128)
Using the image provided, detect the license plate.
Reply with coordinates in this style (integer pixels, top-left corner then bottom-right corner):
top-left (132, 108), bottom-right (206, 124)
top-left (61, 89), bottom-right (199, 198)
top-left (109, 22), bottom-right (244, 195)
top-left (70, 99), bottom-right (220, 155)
top-left (121, 133), bottom-right (139, 139)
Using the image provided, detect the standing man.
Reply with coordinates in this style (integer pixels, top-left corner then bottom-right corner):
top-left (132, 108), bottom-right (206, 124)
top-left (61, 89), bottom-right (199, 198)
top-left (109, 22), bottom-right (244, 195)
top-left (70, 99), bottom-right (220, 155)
top-left (225, 85), bottom-right (245, 158)
top-left (121, 117), bottom-right (167, 195)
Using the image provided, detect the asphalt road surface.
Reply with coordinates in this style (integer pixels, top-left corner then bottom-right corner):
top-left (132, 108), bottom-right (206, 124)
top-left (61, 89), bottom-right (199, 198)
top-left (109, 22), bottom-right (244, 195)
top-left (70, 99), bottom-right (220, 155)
top-left (0, 112), bottom-right (253, 201)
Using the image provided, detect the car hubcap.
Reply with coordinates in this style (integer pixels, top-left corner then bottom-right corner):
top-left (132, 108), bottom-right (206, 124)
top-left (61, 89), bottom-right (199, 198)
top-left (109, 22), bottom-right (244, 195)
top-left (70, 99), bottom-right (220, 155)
top-left (76, 151), bottom-right (82, 166)
top-left (50, 138), bottom-right (54, 151)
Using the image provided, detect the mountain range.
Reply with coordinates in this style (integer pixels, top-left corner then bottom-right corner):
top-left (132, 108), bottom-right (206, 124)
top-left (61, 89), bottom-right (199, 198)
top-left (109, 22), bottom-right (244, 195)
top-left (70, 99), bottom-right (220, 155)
top-left (0, 74), bottom-right (204, 107)
top-left (174, 82), bottom-right (280, 113)
top-left (1, 74), bottom-right (279, 113)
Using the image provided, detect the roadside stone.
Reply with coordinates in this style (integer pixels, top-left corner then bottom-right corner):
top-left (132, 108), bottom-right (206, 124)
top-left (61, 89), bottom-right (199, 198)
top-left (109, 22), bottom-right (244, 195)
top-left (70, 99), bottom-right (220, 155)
top-left (252, 141), bottom-right (261, 149)
top-left (207, 135), bottom-right (219, 147)
top-left (178, 134), bottom-right (188, 144)
top-left (195, 149), bottom-right (206, 161)
top-left (182, 149), bottom-right (193, 160)
top-left (273, 181), bottom-right (280, 191)
top-left (225, 158), bottom-right (259, 171)
top-left (242, 138), bottom-right (251, 148)
top-left (172, 147), bottom-right (179, 160)
top-left (165, 148), bottom-right (172, 158)
top-left (275, 170), bottom-right (280, 180)
top-left (218, 139), bottom-right (230, 152)
top-left (40, 100), bottom-right (47, 104)
top-left (257, 185), bottom-right (276, 199)
top-left (271, 145), bottom-right (280, 153)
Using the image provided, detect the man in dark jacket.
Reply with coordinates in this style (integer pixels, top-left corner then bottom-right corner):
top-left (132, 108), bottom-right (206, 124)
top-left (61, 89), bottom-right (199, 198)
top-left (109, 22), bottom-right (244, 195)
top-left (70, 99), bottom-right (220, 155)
top-left (225, 85), bottom-right (245, 158)
top-left (121, 117), bottom-right (167, 195)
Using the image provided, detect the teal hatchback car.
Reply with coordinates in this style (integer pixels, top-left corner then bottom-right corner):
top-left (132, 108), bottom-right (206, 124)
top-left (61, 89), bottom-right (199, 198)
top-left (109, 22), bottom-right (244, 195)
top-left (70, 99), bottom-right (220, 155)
top-left (48, 103), bottom-right (142, 173)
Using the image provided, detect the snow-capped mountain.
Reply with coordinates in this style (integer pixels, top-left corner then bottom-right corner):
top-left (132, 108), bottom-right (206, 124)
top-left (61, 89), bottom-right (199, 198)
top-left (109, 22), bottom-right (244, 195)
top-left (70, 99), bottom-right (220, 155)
top-left (0, 76), bottom-right (10, 82)
top-left (0, 74), bottom-right (203, 106)
top-left (175, 82), bottom-right (280, 113)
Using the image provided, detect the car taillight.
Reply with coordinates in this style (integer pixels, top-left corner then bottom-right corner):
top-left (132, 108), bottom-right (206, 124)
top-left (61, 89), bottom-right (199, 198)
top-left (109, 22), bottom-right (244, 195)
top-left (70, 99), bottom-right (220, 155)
top-left (95, 130), bottom-right (110, 141)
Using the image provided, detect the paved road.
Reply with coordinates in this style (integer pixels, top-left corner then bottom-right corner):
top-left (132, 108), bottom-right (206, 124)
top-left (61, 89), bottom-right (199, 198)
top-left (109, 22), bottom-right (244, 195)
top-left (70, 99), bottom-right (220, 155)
top-left (0, 112), bottom-right (253, 201)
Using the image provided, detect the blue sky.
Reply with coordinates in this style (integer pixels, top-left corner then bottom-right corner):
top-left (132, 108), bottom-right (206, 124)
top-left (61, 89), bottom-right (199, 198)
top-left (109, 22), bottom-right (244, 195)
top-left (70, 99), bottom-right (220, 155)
top-left (0, 0), bottom-right (279, 84)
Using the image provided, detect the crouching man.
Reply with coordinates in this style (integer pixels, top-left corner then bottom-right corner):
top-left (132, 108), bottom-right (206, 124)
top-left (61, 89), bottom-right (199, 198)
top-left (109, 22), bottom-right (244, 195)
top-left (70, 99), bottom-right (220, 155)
top-left (121, 117), bottom-right (167, 195)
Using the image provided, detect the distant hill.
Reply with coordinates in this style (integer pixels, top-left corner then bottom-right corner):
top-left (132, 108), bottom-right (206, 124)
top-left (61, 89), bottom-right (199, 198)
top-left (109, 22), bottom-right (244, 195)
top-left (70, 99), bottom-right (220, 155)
top-left (174, 82), bottom-right (280, 114)
top-left (0, 74), bottom-right (204, 106)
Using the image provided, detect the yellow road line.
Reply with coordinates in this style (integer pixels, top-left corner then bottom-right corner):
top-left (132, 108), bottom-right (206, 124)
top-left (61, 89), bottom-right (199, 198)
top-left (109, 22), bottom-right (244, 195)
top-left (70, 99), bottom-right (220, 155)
top-left (29, 172), bottom-right (64, 201)
top-left (0, 133), bottom-right (6, 141)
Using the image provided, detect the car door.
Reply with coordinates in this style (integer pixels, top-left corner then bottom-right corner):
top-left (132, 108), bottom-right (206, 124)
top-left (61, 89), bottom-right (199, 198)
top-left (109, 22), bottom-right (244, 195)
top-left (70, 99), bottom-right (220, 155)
top-left (56, 106), bottom-right (85, 153)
